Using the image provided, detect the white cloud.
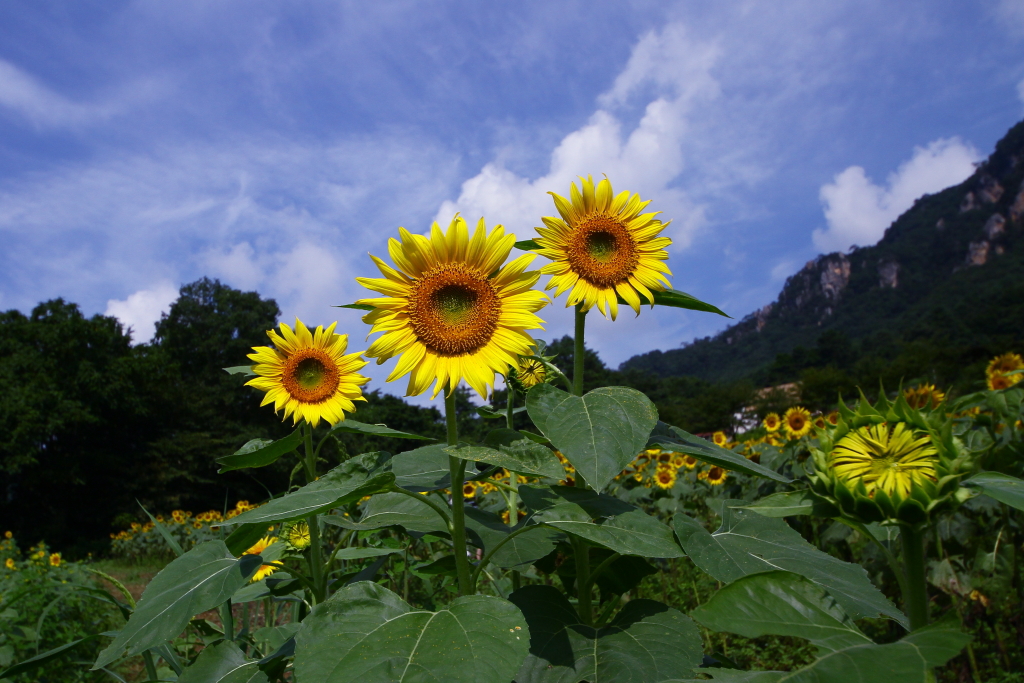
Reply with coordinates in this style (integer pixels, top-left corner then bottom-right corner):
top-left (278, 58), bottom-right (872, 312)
top-left (812, 138), bottom-right (980, 252)
top-left (105, 281), bottom-right (179, 344)
top-left (435, 23), bottom-right (718, 250)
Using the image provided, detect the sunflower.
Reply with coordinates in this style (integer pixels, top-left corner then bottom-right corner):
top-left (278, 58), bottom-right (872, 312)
top-left (671, 452), bottom-right (686, 469)
top-left (533, 176), bottom-right (672, 319)
top-left (512, 356), bottom-right (547, 390)
top-left (243, 536), bottom-right (280, 583)
top-left (246, 320), bottom-right (369, 427)
top-left (357, 216), bottom-right (547, 398)
top-left (49, 553), bottom-right (61, 567)
top-left (653, 467), bottom-right (677, 490)
top-left (763, 413), bottom-right (781, 432)
top-left (706, 466), bottom-right (728, 486)
top-left (286, 521), bottom-right (311, 550)
top-left (783, 407), bottom-right (812, 439)
top-left (681, 454), bottom-right (699, 470)
top-left (904, 384), bottom-right (946, 410)
top-left (813, 415), bottom-right (827, 430)
top-left (4, 558), bottom-right (15, 570)
top-left (462, 481), bottom-right (478, 499)
top-left (712, 431), bottom-right (728, 447)
top-left (826, 411), bottom-right (839, 426)
top-left (829, 422), bottom-right (938, 499)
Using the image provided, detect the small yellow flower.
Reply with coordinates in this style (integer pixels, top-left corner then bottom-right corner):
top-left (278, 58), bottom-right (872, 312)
top-left (5, 558), bottom-right (16, 570)
top-left (49, 553), bottom-right (61, 567)
top-left (462, 481), bottom-right (478, 499)
top-left (653, 467), bottom-right (677, 490)
top-left (904, 384), bottom-right (945, 410)
top-left (763, 413), bottom-right (781, 432)
top-left (706, 466), bottom-right (728, 486)
top-left (783, 407), bottom-right (812, 439)
top-left (681, 454), bottom-right (698, 470)
top-left (712, 431), bottom-right (728, 447)
top-left (3, 531), bottom-right (11, 539)
top-left (513, 357), bottom-right (547, 390)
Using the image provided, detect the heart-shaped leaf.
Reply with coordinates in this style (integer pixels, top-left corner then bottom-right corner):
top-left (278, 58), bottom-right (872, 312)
top-left (217, 430), bottom-right (302, 473)
top-left (227, 452), bottom-right (394, 527)
top-left (324, 492), bottom-right (448, 534)
top-left (464, 507), bottom-right (562, 570)
top-left (294, 581), bottom-right (529, 683)
top-left (94, 541), bottom-right (259, 669)
top-left (177, 641), bottom-right (268, 683)
top-left (673, 507), bottom-right (906, 627)
top-left (691, 571), bottom-right (872, 653)
top-left (446, 433), bottom-right (564, 480)
top-left (527, 384), bottom-right (658, 490)
top-left (389, 444), bottom-right (457, 491)
top-left (648, 422), bottom-right (790, 483)
top-left (510, 585), bottom-right (702, 683)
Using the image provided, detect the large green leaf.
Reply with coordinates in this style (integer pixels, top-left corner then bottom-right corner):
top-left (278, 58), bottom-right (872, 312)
top-left (217, 430), bottom-right (302, 473)
top-left (510, 584), bottom-right (702, 683)
top-left (324, 492), bottom-right (448, 534)
top-left (673, 507), bottom-right (906, 627)
top-left (93, 541), bottom-right (260, 668)
top-left (177, 641), bottom-right (268, 683)
top-left (739, 491), bottom-right (837, 517)
top-left (227, 452), bottom-right (395, 526)
top-left (464, 507), bottom-right (562, 569)
top-left (294, 581), bottom-right (529, 683)
top-left (447, 434), bottom-right (565, 480)
top-left (961, 472), bottom-right (1024, 511)
top-left (526, 384), bottom-right (658, 490)
top-left (389, 444), bottom-right (457, 491)
top-left (330, 419), bottom-right (434, 440)
top-left (690, 571), bottom-right (872, 653)
top-left (648, 422), bottom-right (790, 483)
top-left (520, 484), bottom-right (635, 518)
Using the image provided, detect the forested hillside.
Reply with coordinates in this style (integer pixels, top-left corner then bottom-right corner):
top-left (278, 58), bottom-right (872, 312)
top-left (623, 118), bottom-right (1024, 392)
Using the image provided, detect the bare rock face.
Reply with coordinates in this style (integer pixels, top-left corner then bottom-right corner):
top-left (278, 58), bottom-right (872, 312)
top-left (1010, 184), bottom-right (1024, 223)
top-left (878, 259), bottom-right (899, 288)
top-left (976, 174), bottom-right (1005, 203)
top-left (966, 241), bottom-right (990, 266)
top-left (819, 255), bottom-right (851, 301)
top-left (960, 192), bottom-right (976, 213)
top-left (983, 213), bottom-right (1006, 240)
top-left (755, 303), bottom-right (773, 332)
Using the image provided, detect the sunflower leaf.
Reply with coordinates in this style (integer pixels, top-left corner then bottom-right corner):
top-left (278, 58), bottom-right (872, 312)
top-left (223, 365), bottom-right (257, 376)
top-left (648, 421), bottom-right (791, 483)
top-left (961, 472), bottom-right (1024, 511)
top-left (176, 641), bottom-right (268, 683)
top-left (622, 288), bottom-right (730, 318)
top-left (514, 239), bottom-right (541, 251)
top-left (217, 430), bottom-right (303, 473)
top-left (329, 419), bottom-right (434, 441)
top-left (334, 303), bottom-right (375, 311)
top-left (294, 582), bottom-right (530, 683)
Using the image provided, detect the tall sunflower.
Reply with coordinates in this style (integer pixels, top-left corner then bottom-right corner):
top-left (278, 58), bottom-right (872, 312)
top-left (356, 216), bottom-right (548, 398)
top-left (246, 320), bottom-right (368, 427)
top-left (783, 407), bottom-right (812, 439)
top-left (829, 422), bottom-right (938, 499)
top-left (533, 176), bottom-right (671, 319)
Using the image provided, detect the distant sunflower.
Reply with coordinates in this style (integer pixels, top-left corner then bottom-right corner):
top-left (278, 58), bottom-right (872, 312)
top-left (813, 415), bottom-right (827, 431)
top-left (829, 422), bottom-right (938, 499)
top-left (783, 407), bottom-right (812, 439)
top-left (49, 553), bottom-right (61, 567)
top-left (534, 176), bottom-right (671, 319)
top-left (243, 536), bottom-right (280, 583)
top-left (681, 454), bottom-right (699, 470)
top-left (462, 481), bottom-right (478, 499)
top-left (763, 413), bottom-right (781, 432)
top-left (712, 431), bottom-right (728, 447)
top-left (670, 452), bottom-right (686, 469)
top-left (357, 216), bottom-right (548, 398)
top-left (4, 558), bottom-right (15, 570)
top-left (706, 466), bottom-right (728, 486)
top-left (904, 383), bottom-right (946, 410)
top-left (653, 467), bottom-right (677, 489)
top-left (247, 320), bottom-right (369, 427)
top-left (827, 411), bottom-right (839, 426)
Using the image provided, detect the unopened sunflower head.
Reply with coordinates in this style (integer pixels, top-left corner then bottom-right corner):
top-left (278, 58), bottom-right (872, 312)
top-left (356, 216), bottom-right (548, 399)
top-left (830, 422), bottom-right (938, 500)
top-left (246, 320), bottom-right (369, 428)
top-left (285, 521), bottom-right (311, 550)
top-left (533, 176), bottom-right (672, 320)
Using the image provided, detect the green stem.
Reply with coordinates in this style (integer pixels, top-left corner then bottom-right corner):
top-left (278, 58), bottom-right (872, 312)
top-left (142, 650), bottom-right (159, 682)
top-left (900, 524), bottom-right (929, 630)
top-left (303, 424), bottom-right (325, 604)
top-left (846, 520), bottom-right (909, 601)
top-left (573, 304), bottom-right (586, 397)
top-left (220, 599), bottom-right (235, 640)
top-left (572, 536), bottom-right (594, 625)
top-left (446, 388), bottom-right (473, 595)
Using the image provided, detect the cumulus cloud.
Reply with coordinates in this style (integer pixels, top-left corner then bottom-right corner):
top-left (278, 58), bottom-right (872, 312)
top-left (104, 281), bottom-right (179, 344)
top-left (435, 23), bottom-right (718, 250)
top-left (812, 138), bottom-right (980, 253)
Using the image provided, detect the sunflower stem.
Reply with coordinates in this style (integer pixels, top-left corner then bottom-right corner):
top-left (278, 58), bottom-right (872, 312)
top-left (573, 304), bottom-right (586, 397)
top-left (572, 536), bottom-right (594, 625)
top-left (901, 524), bottom-right (930, 630)
top-left (303, 423), bottom-right (325, 604)
top-left (506, 382), bottom-right (522, 591)
top-left (446, 388), bottom-right (473, 595)
top-left (142, 650), bottom-right (160, 681)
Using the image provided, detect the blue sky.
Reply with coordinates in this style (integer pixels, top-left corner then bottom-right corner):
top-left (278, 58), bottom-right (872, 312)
top-left (2, 0), bottom-right (1023, 401)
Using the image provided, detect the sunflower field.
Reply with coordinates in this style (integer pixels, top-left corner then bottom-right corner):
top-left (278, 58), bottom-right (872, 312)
top-left (4, 176), bottom-right (1023, 682)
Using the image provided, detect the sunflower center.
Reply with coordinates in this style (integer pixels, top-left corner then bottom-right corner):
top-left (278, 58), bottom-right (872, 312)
top-left (410, 264), bottom-right (501, 356)
top-left (566, 213), bottom-right (639, 287)
top-left (281, 348), bottom-right (340, 404)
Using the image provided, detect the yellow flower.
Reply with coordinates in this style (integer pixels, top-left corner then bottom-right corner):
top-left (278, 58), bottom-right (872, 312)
top-left (513, 356), bottom-right (547, 390)
top-left (670, 453), bottom-right (686, 469)
top-left (987, 353), bottom-right (1024, 390)
top-left (356, 216), bottom-right (548, 398)
top-left (653, 467), bottom-right (677, 489)
top-left (763, 413), bottom-right (781, 432)
top-left (813, 415), bottom-right (827, 430)
top-left (49, 553), bottom-right (61, 567)
top-left (904, 384), bottom-right (946, 410)
top-left (3, 531), bottom-right (10, 539)
top-left (243, 536), bottom-right (280, 583)
top-left (462, 481), bottom-right (478, 499)
top-left (783, 407), bottom-right (812, 439)
top-left (287, 522), bottom-right (311, 550)
top-left (829, 422), bottom-right (938, 499)
top-left (712, 431), bottom-right (727, 447)
top-left (827, 411), bottom-right (839, 425)
top-left (681, 454), bottom-right (698, 470)
top-left (247, 320), bottom-right (369, 427)
top-left (534, 176), bottom-right (672, 319)
top-left (706, 466), bottom-right (728, 486)
top-left (5, 558), bottom-right (16, 570)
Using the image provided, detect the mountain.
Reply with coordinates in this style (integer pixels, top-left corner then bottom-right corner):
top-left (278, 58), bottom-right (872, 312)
top-left (621, 118), bottom-right (1024, 391)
